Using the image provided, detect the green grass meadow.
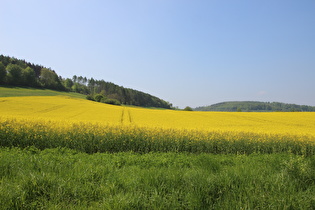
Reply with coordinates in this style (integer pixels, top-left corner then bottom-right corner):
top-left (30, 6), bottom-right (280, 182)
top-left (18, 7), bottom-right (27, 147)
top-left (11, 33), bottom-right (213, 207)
top-left (0, 86), bottom-right (86, 99)
top-left (1, 147), bottom-right (315, 209)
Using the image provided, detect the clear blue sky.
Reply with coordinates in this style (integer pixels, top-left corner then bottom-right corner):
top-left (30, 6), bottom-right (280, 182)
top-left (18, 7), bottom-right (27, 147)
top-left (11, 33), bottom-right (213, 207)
top-left (1, 0), bottom-right (315, 108)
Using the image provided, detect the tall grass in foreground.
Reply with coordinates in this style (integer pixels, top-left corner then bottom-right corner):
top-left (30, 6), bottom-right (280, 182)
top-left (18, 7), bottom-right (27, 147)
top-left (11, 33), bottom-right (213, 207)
top-left (1, 117), bottom-right (315, 155)
top-left (0, 147), bottom-right (315, 209)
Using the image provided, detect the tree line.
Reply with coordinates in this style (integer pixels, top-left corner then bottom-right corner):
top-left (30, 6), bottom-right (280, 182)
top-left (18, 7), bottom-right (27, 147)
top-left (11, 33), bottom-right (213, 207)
top-left (194, 101), bottom-right (315, 112)
top-left (0, 55), bottom-right (64, 90)
top-left (0, 55), bottom-right (172, 109)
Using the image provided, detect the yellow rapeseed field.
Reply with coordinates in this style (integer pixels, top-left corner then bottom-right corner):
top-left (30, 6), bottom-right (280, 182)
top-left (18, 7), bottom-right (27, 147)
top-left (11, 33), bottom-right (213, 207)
top-left (1, 96), bottom-right (314, 136)
top-left (1, 96), bottom-right (314, 154)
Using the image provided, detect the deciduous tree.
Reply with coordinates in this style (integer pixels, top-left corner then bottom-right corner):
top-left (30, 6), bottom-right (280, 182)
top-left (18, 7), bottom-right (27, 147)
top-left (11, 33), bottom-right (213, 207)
top-left (0, 62), bottom-right (6, 84)
top-left (40, 68), bottom-right (62, 89)
top-left (22, 67), bottom-right (36, 86)
top-left (6, 64), bottom-right (23, 85)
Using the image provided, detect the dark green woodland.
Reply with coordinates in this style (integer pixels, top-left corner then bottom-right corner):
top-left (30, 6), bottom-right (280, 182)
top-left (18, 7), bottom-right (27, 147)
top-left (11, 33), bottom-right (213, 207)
top-left (0, 55), bottom-right (172, 108)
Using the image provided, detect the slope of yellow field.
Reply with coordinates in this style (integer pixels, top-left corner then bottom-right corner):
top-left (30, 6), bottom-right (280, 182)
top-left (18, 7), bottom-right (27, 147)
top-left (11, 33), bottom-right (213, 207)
top-left (0, 96), bottom-right (122, 124)
top-left (1, 96), bottom-right (315, 137)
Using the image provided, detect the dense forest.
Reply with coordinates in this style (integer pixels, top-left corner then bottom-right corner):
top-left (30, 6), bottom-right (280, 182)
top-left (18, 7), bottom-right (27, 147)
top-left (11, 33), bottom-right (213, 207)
top-left (195, 101), bottom-right (315, 112)
top-left (0, 55), bottom-right (172, 108)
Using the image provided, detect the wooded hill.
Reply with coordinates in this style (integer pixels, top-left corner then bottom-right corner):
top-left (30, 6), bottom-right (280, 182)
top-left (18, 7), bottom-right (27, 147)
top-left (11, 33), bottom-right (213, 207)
top-left (194, 101), bottom-right (315, 112)
top-left (0, 55), bottom-right (172, 109)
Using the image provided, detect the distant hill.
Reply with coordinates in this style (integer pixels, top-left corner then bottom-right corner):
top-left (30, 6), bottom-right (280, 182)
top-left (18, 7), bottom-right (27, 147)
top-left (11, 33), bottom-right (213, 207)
top-left (0, 55), bottom-right (172, 109)
top-left (194, 101), bottom-right (315, 112)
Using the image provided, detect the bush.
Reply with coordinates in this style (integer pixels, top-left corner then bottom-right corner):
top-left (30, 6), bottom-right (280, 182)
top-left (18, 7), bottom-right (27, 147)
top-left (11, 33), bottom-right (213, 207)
top-left (183, 106), bottom-right (193, 111)
top-left (103, 98), bottom-right (121, 106)
top-left (94, 94), bottom-right (104, 102)
top-left (86, 95), bottom-right (95, 101)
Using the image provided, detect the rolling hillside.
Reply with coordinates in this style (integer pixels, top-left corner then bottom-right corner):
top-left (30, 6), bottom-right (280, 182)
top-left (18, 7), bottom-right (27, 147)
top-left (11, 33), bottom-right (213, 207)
top-left (0, 55), bottom-right (172, 108)
top-left (195, 101), bottom-right (315, 112)
top-left (0, 86), bottom-right (86, 99)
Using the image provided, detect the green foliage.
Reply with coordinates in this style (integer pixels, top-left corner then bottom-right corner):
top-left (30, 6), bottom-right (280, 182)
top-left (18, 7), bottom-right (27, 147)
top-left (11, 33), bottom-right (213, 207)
top-left (6, 64), bottom-right (23, 85)
top-left (103, 98), bottom-right (121, 106)
top-left (0, 148), bottom-right (314, 209)
top-left (40, 68), bottom-right (63, 90)
top-left (86, 94), bottom-right (95, 101)
top-left (0, 62), bottom-right (6, 84)
top-left (0, 54), bottom-right (173, 109)
top-left (183, 106), bottom-right (193, 111)
top-left (71, 82), bottom-right (89, 94)
top-left (0, 55), bottom-right (44, 85)
top-left (94, 94), bottom-right (104, 102)
top-left (22, 67), bottom-right (37, 86)
top-left (195, 101), bottom-right (315, 112)
top-left (63, 78), bottom-right (73, 91)
top-left (85, 79), bottom-right (172, 108)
